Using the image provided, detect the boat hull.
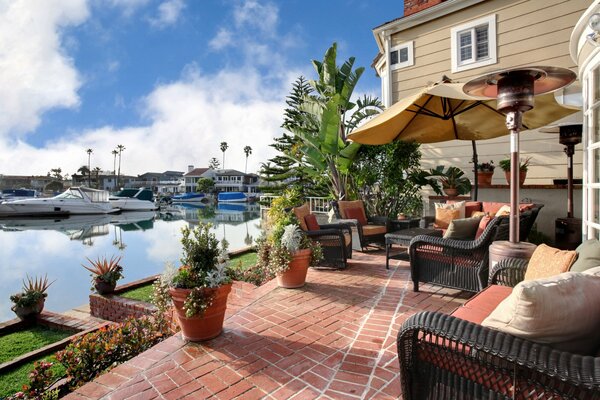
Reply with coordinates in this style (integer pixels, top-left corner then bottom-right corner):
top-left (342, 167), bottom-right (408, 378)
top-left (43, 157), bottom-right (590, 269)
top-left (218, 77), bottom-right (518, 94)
top-left (172, 193), bottom-right (206, 203)
top-left (217, 192), bottom-right (248, 203)
top-left (109, 198), bottom-right (157, 211)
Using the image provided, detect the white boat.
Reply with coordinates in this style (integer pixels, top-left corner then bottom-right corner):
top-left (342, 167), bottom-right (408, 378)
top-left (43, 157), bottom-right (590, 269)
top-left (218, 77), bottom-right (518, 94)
top-left (0, 189), bottom-right (38, 202)
top-left (0, 187), bottom-right (118, 217)
top-left (109, 188), bottom-right (157, 211)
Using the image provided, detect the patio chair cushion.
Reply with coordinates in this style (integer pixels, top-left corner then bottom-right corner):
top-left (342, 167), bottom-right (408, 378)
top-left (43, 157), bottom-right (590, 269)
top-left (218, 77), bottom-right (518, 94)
top-left (292, 203), bottom-right (311, 231)
top-left (523, 244), bottom-right (577, 281)
top-left (435, 201), bottom-right (466, 219)
top-left (443, 216), bottom-right (482, 240)
top-left (475, 215), bottom-right (493, 240)
top-left (494, 204), bottom-right (511, 217)
top-left (362, 225), bottom-right (386, 236)
top-left (451, 284), bottom-right (512, 324)
top-left (345, 207), bottom-right (368, 226)
top-left (304, 214), bottom-right (320, 231)
top-left (570, 239), bottom-right (600, 272)
top-left (434, 208), bottom-right (461, 229)
top-left (448, 200), bottom-right (481, 217)
top-left (482, 266), bottom-right (600, 354)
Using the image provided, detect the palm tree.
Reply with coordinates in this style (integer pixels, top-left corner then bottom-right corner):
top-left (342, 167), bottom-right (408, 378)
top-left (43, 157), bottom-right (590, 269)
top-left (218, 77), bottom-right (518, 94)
top-left (208, 157), bottom-right (220, 169)
top-left (86, 149), bottom-right (93, 187)
top-left (116, 145), bottom-right (125, 189)
top-left (111, 149), bottom-right (118, 191)
top-left (243, 146), bottom-right (252, 173)
top-left (220, 142), bottom-right (228, 169)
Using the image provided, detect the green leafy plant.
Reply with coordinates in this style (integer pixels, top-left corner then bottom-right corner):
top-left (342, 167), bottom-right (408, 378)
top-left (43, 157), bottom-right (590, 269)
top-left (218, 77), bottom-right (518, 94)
top-left (8, 361), bottom-right (58, 400)
top-left (165, 223), bottom-right (232, 318)
top-left (476, 161), bottom-right (495, 172)
top-left (498, 156), bottom-right (531, 172)
top-left (430, 166), bottom-right (472, 195)
top-left (82, 255), bottom-right (124, 287)
top-left (10, 275), bottom-right (53, 309)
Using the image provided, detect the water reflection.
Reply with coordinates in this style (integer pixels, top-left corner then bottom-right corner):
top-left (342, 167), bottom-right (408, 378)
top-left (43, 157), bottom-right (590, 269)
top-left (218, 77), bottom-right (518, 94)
top-left (0, 203), bottom-right (263, 321)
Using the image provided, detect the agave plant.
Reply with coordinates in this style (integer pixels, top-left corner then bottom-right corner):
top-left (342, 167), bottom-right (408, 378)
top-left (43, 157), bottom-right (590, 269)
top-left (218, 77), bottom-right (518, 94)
top-left (10, 274), bottom-right (54, 311)
top-left (82, 255), bottom-right (124, 287)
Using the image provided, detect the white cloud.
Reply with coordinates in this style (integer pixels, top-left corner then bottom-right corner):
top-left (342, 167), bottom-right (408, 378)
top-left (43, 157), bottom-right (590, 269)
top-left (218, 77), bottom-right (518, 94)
top-left (209, 28), bottom-right (233, 50)
top-left (149, 0), bottom-right (185, 28)
top-left (107, 0), bottom-right (150, 17)
top-left (0, 0), bottom-right (88, 136)
top-left (233, 0), bottom-right (278, 36)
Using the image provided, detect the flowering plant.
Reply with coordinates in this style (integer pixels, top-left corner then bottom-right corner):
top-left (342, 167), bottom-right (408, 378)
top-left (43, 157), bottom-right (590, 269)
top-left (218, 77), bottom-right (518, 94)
top-left (163, 223), bottom-right (232, 317)
top-left (476, 161), bottom-right (495, 172)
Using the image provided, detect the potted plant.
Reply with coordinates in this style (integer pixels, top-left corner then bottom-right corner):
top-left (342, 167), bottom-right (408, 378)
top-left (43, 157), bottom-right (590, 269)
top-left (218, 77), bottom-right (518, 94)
top-left (10, 274), bottom-right (53, 319)
top-left (164, 222), bottom-right (233, 342)
top-left (475, 161), bottom-right (495, 186)
top-left (82, 255), bottom-right (124, 294)
top-left (431, 166), bottom-right (472, 198)
top-left (499, 156), bottom-right (531, 185)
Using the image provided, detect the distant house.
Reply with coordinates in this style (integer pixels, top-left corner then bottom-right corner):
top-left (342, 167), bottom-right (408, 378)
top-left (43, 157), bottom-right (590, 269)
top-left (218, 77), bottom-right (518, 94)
top-left (0, 175), bottom-right (56, 192)
top-left (213, 170), bottom-right (260, 194)
top-left (184, 166), bottom-right (211, 193)
top-left (132, 171), bottom-right (184, 194)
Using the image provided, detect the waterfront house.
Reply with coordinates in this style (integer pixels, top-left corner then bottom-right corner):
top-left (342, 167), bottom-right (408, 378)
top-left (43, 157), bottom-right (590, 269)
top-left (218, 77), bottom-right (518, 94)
top-left (132, 171), bottom-right (184, 194)
top-left (370, 0), bottom-right (589, 238)
top-left (183, 166), bottom-right (210, 193)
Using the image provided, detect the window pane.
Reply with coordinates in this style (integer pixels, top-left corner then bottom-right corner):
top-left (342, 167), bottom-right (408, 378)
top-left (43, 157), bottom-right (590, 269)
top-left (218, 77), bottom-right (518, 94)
top-left (594, 67), bottom-right (600, 103)
top-left (460, 46), bottom-right (472, 62)
top-left (476, 41), bottom-right (488, 59)
top-left (459, 31), bottom-right (471, 46)
top-left (593, 106), bottom-right (600, 144)
top-left (458, 31), bottom-right (472, 62)
top-left (390, 50), bottom-right (398, 65)
top-left (399, 47), bottom-right (408, 63)
top-left (475, 25), bottom-right (488, 42)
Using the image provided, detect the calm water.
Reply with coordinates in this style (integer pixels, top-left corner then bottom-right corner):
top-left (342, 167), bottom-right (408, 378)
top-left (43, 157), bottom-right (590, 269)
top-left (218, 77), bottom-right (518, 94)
top-left (0, 203), bottom-right (263, 322)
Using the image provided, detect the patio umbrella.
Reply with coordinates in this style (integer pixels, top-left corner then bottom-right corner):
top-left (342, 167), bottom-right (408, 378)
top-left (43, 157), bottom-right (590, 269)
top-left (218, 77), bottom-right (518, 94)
top-left (347, 78), bottom-right (578, 199)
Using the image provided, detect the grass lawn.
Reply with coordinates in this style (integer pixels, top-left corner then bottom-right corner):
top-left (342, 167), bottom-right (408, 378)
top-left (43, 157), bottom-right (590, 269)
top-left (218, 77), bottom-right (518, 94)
top-left (119, 283), bottom-right (155, 303)
top-left (0, 326), bottom-right (71, 364)
top-left (0, 354), bottom-right (66, 398)
top-left (230, 251), bottom-right (257, 271)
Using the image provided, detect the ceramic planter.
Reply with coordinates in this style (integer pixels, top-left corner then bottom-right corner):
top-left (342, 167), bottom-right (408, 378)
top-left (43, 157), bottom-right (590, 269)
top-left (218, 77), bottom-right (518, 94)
top-left (443, 187), bottom-right (459, 198)
top-left (477, 171), bottom-right (494, 186)
top-left (94, 279), bottom-right (116, 295)
top-left (504, 170), bottom-right (527, 186)
top-left (12, 298), bottom-right (45, 320)
top-left (277, 248), bottom-right (312, 289)
top-left (169, 283), bottom-right (232, 342)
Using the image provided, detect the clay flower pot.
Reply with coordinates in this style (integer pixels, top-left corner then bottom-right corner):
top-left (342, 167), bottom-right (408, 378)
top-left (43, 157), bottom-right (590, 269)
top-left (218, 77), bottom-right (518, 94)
top-left (94, 279), bottom-right (116, 295)
top-left (12, 299), bottom-right (45, 320)
top-left (277, 248), bottom-right (312, 289)
top-left (443, 187), bottom-right (459, 198)
top-left (504, 170), bottom-right (527, 186)
top-left (169, 283), bottom-right (232, 342)
top-left (477, 171), bottom-right (494, 186)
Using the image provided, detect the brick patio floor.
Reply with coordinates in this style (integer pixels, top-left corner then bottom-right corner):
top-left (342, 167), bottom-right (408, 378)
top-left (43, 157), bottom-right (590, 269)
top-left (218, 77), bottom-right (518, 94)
top-left (65, 251), bottom-right (472, 400)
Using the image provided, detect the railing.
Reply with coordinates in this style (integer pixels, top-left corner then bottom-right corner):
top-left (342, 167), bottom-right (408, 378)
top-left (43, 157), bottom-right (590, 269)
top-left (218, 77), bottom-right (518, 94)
top-left (259, 195), bottom-right (331, 214)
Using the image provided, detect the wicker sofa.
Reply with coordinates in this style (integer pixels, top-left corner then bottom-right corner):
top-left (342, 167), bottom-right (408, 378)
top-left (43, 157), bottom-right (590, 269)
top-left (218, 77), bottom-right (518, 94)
top-left (397, 256), bottom-right (600, 399)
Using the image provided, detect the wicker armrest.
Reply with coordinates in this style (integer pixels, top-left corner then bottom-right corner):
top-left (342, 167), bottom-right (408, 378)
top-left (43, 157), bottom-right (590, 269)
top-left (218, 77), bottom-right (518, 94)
top-left (409, 234), bottom-right (481, 252)
top-left (398, 311), bottom-right (600, 397)
top-left (488, 257), bottom-right (529, 287)
top-left (305, 228), bottom-right (345, 238)
top-left (319, 223), bottom-right (352, 235)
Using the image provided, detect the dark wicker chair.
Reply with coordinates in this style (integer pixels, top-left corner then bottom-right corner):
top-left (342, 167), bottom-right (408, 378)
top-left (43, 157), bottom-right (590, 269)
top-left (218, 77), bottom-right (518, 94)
top-left (331, 200), bottom-right (390, 251)
top-left (292, 203), bottom-right (353, 269)
top-left (397, 311), bottom-right (600, 400)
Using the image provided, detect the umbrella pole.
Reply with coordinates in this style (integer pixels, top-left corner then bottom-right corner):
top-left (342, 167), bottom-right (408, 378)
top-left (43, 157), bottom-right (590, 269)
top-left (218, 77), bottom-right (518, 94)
top-left (506, 111), bottom-right (523, 244)
top-left (471, 140), bottom-right (478, 201)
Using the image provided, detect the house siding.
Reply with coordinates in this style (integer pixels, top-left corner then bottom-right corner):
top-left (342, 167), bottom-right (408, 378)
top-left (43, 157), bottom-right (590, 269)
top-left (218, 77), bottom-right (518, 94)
top-left (385, 0), bottom-right (588, 186)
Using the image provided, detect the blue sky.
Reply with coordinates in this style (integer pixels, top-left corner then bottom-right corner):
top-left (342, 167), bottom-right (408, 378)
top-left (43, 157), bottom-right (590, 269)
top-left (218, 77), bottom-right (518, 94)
top-left (0, 0), bottom-right (403, 176)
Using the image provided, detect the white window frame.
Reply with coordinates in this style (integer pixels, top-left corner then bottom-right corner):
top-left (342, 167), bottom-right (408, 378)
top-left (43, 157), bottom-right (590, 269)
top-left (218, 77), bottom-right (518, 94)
top-left (389, 41), bottom-right (414, 71)
top-left (450, 14), bottom-right (497, 73)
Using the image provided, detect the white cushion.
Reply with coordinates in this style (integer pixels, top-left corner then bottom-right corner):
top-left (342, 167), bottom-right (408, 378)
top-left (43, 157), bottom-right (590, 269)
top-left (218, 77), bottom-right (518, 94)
top-left (434, 201), bottom-right (465, 219)
top-left (482, 266), bottom-right (600, 355)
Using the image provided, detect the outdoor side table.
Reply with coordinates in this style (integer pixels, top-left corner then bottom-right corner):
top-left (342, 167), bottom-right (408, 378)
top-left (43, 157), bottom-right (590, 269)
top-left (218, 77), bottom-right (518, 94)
top-left (385, 227), bottom-right (443, 269)
top-left (389, 218), bottom-right (421, 231)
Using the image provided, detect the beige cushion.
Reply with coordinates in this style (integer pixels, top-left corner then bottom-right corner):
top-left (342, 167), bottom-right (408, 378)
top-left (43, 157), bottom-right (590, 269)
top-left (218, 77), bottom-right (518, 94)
top-left (494, 204), bottom-right (511, 217)
top-left (292, 203), bottom-right (310, 231)
top-left (435, 201), bottom-right (466, 219)
top-left (524, 244), bottom-right (577, 281)
top-left (482, 266), bottom-right (600, 354)
top-left (362, 225), bottom-right (386, 236)
top-left (443, 216), bottom-right (482, 240)
top-left (471, 211), bottom-right (487, 218)
top-left (434, 208), bottom-right (461, 229)
top-left (570, 239), bottom-right (600, 272)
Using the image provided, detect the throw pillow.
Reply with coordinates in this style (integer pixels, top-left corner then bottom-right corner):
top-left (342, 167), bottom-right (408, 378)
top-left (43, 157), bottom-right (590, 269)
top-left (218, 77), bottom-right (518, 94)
top-left (570, 239), bottom-right (600, 272)
top-left (523, 244), bottom-right (577, 281)
top-left (482, 266), bottom-right (600, 354)
top-left (471, 211), bottom-right (487, 218)
top-left (434, 208), bottom-right (461, 229)
top-left (435, 201), bottom-right (466, 219)
top-left (345, 207), bottom-right (367, 226)
top-left (475, 215), bottom-right (493, 240)
top-left (292, 203), bottom-right (311, 231)
top-left (304, 214), bottom-right (320, 231)
top-left (494, 204), bottom-right (511, 217)
top-left (443, 216), bottom-right (482, 240)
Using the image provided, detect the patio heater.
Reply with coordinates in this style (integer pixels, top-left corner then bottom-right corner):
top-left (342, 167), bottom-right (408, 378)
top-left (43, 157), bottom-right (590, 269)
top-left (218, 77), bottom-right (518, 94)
top-left (463, 67), bottom-right (576, 259)
top-left (540, 123), bottom-right (583, 249)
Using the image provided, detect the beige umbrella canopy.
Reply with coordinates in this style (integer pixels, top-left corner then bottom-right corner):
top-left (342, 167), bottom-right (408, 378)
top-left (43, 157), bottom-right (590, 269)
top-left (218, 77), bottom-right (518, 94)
top-left (347, 79), bottom-right (578, 199)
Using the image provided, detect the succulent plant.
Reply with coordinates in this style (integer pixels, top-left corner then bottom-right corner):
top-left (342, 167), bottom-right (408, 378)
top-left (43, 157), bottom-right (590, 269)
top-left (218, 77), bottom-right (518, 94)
top-left (280, 224), bottom-right (303, 252)
top-left (82, 255), bottom-right (124, 285)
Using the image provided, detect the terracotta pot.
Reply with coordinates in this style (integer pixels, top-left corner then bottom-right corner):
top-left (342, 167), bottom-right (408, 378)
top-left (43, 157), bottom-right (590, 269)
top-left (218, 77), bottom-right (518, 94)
top-left (443, 187), bottom-right (458, 198)
top-left (94, 279), bottom-right (116, 295)
top-left (277, 248), bottom-right (312, 289)
top-left (504, 170), bottom-right (527, 186)
top-left (169, 283), bottom-right (232, 342)
top-left (477, 171), bottom-right (494, 186)
top-left (12, 298), bottom-right (45, 320)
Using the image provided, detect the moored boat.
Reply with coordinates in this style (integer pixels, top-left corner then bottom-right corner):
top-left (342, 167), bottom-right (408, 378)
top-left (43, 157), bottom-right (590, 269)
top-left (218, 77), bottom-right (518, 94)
top-left (172, 192), bottom-right (206, 203)
top-left (0, 189), bottom-right (38, 202)
top-left (217, 192), bottom-right (247, 203)
top-left (109, 188), bottom-right (157, 211)
top-left (0, 187), bottom-right (118, 217)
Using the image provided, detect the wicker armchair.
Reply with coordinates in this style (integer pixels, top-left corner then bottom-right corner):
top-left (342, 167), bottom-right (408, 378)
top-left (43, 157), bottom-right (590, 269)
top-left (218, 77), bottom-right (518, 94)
top-left (292, 203), bottom-right (353, 269)
top-left (409, 216), bottom-right (509, 293)
top-left (332, 200), bottom-right (390, 251)
top-left (397, 311), bottom-right (600, 400)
